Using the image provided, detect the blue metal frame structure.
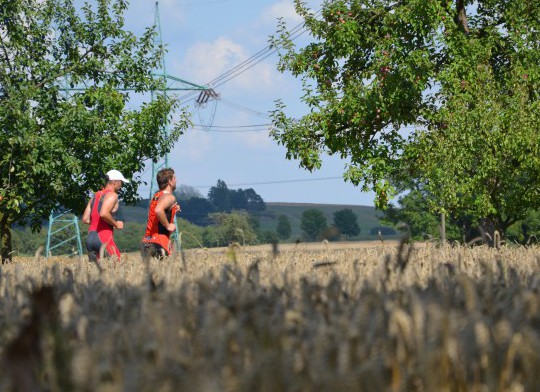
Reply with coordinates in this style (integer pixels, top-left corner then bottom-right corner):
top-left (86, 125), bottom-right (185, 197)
top-left (45, 211), bottom-right (83, 258)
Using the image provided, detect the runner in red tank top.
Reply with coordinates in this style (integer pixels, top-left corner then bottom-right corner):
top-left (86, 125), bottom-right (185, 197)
top-left (82, 169), bottom-right (129, 261)
top-left (141, 168), bottom-right (180, 259)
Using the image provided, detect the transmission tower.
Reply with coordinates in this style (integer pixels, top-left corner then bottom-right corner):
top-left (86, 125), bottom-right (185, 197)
top-left (148, 1), bottom-right (219, 251)
top-left (47, 1), bottom-right (218, 256)
top-left (149, 1), bottom-right (171, 197)
top-left (149, 2), bottom-right (218, 196)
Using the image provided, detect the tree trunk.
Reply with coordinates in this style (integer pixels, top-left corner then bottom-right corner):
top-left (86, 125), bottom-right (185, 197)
top-left (440, 213), bottom-right (446, 244)
top-left (480, 217), bottom-right (502, 248)
top-left (1, 213), bottom-right (13, 264)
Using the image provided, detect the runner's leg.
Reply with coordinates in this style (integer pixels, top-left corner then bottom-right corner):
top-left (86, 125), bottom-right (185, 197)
top-left (86, 231), bottom-right (102, 261)
top-left (98, 230), bottom-right (121, 261)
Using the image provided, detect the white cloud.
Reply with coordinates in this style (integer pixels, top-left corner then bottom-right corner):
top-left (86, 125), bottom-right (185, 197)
top-left (172, 37), bottom-right (279, 93)
top-left (181, 37), bottom-right (244, 82)
top-left (260, 0), bottom-right (304, 26)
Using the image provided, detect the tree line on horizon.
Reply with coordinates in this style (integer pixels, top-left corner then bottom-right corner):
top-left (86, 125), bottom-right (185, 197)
top-left (10, 203), bottom-right (373, 257)
top-left (136, 180), bottom-right (266, 227)
top-left (9, 177), bottom-right (391, 256)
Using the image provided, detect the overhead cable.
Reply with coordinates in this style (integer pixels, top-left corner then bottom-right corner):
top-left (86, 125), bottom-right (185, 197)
top-left (192, 123), bottom-right (271, 128)
top-left (179, 9), bottom-right (321, 104)
top-left (219, 98), bottom-right (269, 118)
top-left (191, 176), bottom-right (344, 189)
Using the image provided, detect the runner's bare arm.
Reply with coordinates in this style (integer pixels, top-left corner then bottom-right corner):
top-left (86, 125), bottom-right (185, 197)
top-left (155, 193), bottom-right (176, 232)
top-left (82, 199), bottom-right (92, 225)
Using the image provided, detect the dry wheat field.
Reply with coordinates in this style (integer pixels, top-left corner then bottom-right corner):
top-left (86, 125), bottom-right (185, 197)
top-left (1, 240), bottom-right (540, 391)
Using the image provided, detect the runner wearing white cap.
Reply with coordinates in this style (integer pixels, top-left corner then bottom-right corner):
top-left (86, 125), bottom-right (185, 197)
top-left (82, 169), bottom-right (129, 261)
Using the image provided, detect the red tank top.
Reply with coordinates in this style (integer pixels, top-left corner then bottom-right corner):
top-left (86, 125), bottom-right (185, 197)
top-left (144, 190), bottom-right (179, 238)
top-left (88, 188), bottom-right (113, 232)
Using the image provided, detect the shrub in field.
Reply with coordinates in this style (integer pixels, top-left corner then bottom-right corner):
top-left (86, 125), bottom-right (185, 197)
top-left (207, 211), bottom-right (258, 246)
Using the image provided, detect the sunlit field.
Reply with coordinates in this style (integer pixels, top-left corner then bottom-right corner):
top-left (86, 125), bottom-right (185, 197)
top-left (2, 240), bottom-right (540, 391)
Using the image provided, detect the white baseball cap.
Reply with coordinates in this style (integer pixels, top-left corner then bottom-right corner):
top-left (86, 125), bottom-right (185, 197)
top-left (106, 169), bottom-right (129, 183)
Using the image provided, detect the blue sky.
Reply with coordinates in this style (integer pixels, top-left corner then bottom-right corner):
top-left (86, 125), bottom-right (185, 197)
top-left (122, 0), bottom-right (377, 206)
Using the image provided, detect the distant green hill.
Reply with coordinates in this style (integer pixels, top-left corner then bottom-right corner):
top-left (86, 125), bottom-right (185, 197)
top-left (258, 202), bottom-right (397, 241)
top-left (118, 201), bottom-right (398, 242)
top-left (116, 203), bottom-right (149, 223)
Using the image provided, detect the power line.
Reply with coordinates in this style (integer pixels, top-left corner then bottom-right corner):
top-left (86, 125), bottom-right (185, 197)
top-left (132, 177), bottom-right (347, 194)
top-left (191, 176), bottom-right (344, 189)
top-left (137, 176), bottom-right (346, 200)
top-left (193, 123), bottom-right (270, 128)
top-left (175, 0), bottom-right (236, 5)
top-left (178, 9), bottom-right (321, 105)
top-left (219, 98), bottom-right (269, 118)
top-left (191, 122), bottom-right (271, 132)
top-left (192, 127), bottom-right (268, 133)
top-left (211, 23), bottom-right (312, 90)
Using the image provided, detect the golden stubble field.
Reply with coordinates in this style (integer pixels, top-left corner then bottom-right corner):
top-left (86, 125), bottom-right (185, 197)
top-left (2, 240), bottom-right (540, 391)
